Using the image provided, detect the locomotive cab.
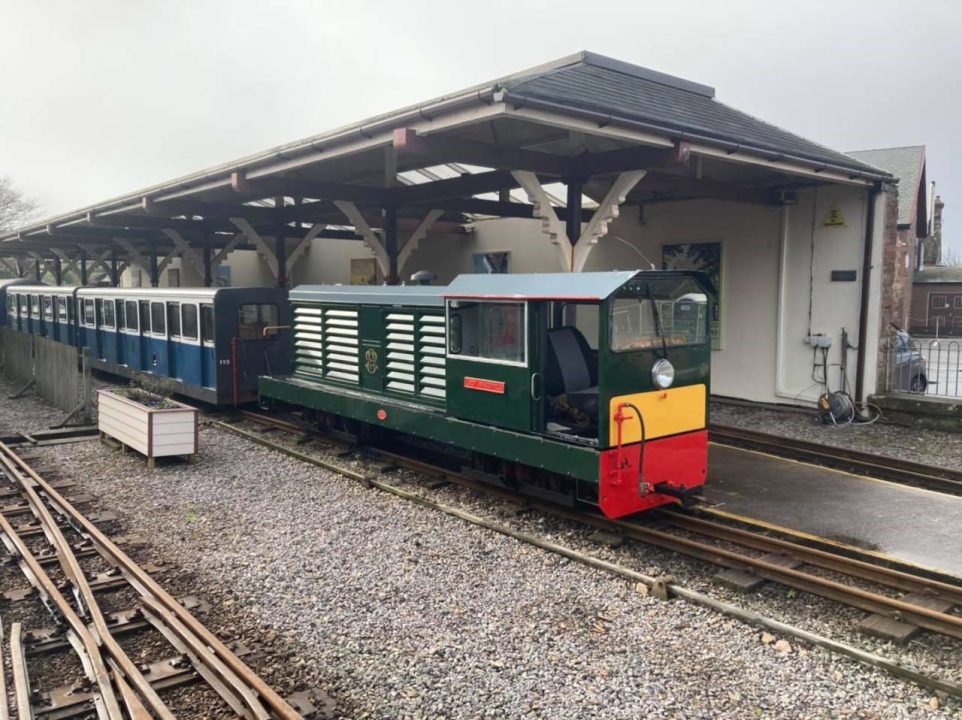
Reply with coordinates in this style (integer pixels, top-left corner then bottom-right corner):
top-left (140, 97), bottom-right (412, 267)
top-left (443, 270), bottom-right (713, 516)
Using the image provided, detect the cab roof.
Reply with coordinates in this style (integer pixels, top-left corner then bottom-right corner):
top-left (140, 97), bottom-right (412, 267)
top-left (443, 271), bottom-right (641, 301)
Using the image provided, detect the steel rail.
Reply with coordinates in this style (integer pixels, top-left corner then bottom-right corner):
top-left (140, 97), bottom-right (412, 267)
top-left (0, 447), bottom-right (173, 719)
top-left (0, 501), bottom-right (122, 719)
top-left (656, 510), bottom-right (962, 605)
top-left (0, 440), bottom-right (305, 720)
top-left (9, 623), bottom-right (31, 720)
top-left (227, 414), bottom-right (962, 640)
top-left (710, 424), bottom-right (962, 494)
top-left (217, 417), bottom-right (962, 700)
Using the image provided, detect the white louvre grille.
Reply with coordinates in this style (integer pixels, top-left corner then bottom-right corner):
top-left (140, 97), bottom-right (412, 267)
top-left (418, 313), bottom-right (446, 399)
top-left (292, 305), bottom-right (359, 384)
top-left (293, 306), bottom-right (324, 376)
top-left (323, 308), bottom-right (359, 383)
top-left (385, 312), bottom-right (416, 393)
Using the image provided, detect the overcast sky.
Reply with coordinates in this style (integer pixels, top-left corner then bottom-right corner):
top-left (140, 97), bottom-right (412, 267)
top-left (2, 0), bottom-right (958, 255)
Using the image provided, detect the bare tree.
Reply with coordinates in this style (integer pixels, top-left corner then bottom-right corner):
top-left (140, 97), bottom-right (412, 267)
top-left (941, 245), bottom-right (962, 267)
top-left (0, 176), bottom-right (39, 235)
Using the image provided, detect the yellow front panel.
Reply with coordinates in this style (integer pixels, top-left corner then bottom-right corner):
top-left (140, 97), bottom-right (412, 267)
top-left (608, 384), bottom-right (707, 446)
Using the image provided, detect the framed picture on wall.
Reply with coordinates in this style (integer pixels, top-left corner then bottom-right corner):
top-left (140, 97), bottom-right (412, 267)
top-left (351, 258), bottom-right (380, 285)
top-left (661, 241), bottom-right (723, 350)
top-left (215, 266), bottom-right (231, 287)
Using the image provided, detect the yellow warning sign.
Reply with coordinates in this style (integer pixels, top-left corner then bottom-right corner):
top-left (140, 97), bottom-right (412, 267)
top-left (822, 203), bottom-right (847, 227)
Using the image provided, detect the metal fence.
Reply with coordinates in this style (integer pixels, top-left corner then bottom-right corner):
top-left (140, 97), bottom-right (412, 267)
top-left (881, 335), bottom-right (962, 398)
top-left (0, 328), bottom-right (92, 422)
top-left (1, 328), bottom-right (34, 388)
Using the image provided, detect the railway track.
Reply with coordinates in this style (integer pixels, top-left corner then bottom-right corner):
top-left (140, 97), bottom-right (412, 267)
top-left (219, 410), bottom-right (962, 698)
top-left (710, 423), bottom-right (962, 495)
top-left (0, 439), bottom-right (309, 719)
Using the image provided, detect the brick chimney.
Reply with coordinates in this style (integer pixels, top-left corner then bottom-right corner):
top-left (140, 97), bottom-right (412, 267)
top-left (924, 194), bottom-right (944, 265)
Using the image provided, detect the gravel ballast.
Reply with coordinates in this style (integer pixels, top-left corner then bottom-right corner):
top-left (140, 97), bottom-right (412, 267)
top-left (2, 383), bottom-right (960, 718)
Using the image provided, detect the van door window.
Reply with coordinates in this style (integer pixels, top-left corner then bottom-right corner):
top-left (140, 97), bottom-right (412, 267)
top-left (237, 303), bottom-right (278, 340)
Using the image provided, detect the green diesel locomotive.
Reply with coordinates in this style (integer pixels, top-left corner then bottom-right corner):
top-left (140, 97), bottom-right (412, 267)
top-left (259, 270), bottom-right (712, 518)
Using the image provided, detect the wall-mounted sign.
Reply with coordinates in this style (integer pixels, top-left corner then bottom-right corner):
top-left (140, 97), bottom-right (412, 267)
top-left (831, 270), bottom-right (857, 282)
top-left (822, 203), bottom-right (847, 227)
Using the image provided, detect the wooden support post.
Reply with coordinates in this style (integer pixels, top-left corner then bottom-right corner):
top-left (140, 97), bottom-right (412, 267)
top-left (275, 196), bottom-right (287, 289)
top-left (566, 178), bottom-right (584, 248)
top-left (53, 255), bottom-right (62, 285)
top-left (202, 230), bottom-right (213, 287)
top-left (148, 240), bottom-right (159, 287)
top-left (110, 248), bottom-right (119, 286)
top-left (385, 205), bottom-right (399, 285)
top-left (80, 250), bottom-right (88, 286)
top-left (33, 258), bottom-right (41, 282)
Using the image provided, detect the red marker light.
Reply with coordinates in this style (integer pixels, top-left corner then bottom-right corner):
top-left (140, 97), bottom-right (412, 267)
top-left (376, 409), bottom-right (387, 421)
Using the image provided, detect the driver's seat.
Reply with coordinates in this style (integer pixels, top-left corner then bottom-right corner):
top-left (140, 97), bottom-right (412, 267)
top-left (545, 326), bottom-right (599, 418)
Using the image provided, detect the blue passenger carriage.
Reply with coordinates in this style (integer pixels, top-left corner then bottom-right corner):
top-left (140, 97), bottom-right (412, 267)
top-left (76, 287), bottom-right (290, 405)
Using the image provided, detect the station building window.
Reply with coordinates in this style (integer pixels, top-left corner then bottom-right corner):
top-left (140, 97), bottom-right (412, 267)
top-left (931, 294), bottom-right (948, 309)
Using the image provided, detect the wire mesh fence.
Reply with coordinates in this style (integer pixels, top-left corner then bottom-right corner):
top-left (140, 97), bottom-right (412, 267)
top-left (882, 334), bottom-right (962, 398)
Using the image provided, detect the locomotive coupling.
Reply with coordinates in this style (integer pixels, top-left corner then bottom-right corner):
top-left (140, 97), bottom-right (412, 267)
top-left (653, 483), bottom-right (703, 508)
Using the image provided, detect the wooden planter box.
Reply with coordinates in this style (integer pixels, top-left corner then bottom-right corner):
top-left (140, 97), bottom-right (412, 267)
top-left (97, 389), bottom-right (198, 467)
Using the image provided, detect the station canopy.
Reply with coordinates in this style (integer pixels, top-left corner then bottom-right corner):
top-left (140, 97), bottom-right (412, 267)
top-left (1, 51), bottom-right (891, 287)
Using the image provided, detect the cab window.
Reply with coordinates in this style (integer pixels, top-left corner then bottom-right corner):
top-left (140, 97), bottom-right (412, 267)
top-left (238, 303), bottom-right (278, 340)
top-left (200, 304), bottom-right (214, 344)
top-left (125, 301), bottom-right (139, 332)
top-left (140, 301), bottom-right (151, 333)
top-left (103, 300), bottom-right (115, 329)
top-left (610, 277), bottom-right (708, 351)
top-left (151, 302), bottom-right (166, 335)
top-left (167, 302), bottom-right (181, 338)
top-left (182, 304), bottom-right (198, 340)
top-left (447, 301), bottom-right (526, 365)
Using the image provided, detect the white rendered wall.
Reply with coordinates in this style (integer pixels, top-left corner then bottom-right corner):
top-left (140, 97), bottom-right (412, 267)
top-left (216, 186), bottom-right (880, 406)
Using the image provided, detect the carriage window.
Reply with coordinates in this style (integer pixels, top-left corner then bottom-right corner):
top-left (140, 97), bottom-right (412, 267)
top-left (84, 299), bottom-right (95, 326)
top-left (42, 296), bottom-right (53, 320)
top-left (67, 298), bottom-right (74, 321)
top-left (103, 300), bottom-right (115, 329)
top-left (8, 297), bottom-right (16, 317)
top-left (125, 301), bottom-right (138, 332)
top-left (167, 302), bottom-right (181, 338)
top-left (57, 298), bottom-right (67, 322)
top-left (18, 296), bottom-right (26, 316)
top-left (140, 301), bottom-right (151, 333)
top-left (447, 301), bottom-right (526, 364)
top-left (200, 304), bottom-right (214, 345)
top-left (610, 277), bottom-right (709, 351)
top-left (182, 304), bottom-right (198, 340)
top-left (30, 296), bottom-right (39, 316)
top-left (237, 303), bottom-right (278, 340)
top-left (151, 302), bottom-right (166, 335)
top-left (116, 300), bottom-right (125, 330)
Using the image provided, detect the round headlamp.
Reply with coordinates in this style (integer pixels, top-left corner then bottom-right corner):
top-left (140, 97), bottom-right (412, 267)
top-left (651, 358), bottom-right (675, 389)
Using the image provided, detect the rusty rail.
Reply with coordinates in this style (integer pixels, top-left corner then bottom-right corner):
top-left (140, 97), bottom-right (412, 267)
top-left (228, 411), bottom-right (962, 640)
top-left (0, 440), bottom-right (303, 719)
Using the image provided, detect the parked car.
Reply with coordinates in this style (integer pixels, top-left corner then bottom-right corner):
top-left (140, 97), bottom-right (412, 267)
top-left (892, 329), bottom-right (928, 393)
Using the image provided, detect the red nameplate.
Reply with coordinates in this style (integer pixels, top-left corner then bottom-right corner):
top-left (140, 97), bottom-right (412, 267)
top-left (464, 377), bottom-right (505, 394)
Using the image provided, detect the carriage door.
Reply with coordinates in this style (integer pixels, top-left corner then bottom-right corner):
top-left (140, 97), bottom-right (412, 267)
top-left (445, 300), bottom-right (540, 433)
top-left (167, 302), bottom-right (181, 379)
